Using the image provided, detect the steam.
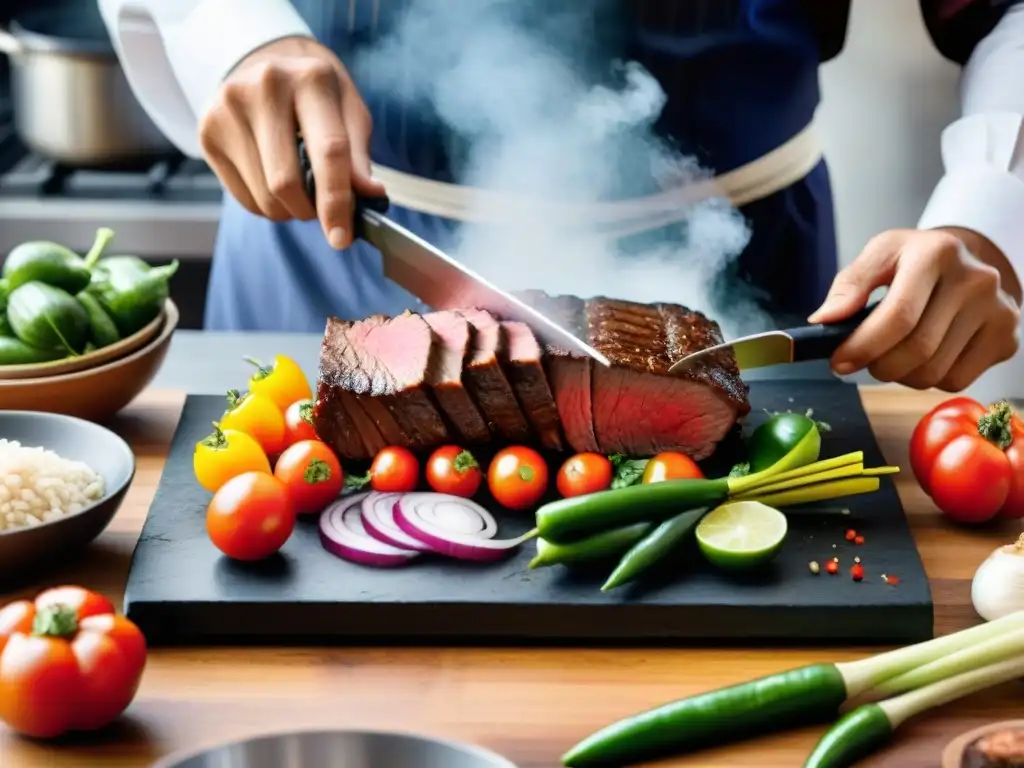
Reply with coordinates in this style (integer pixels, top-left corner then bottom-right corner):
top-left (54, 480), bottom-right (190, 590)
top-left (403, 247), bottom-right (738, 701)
top-left (353, 0), bottom-right (771, 338)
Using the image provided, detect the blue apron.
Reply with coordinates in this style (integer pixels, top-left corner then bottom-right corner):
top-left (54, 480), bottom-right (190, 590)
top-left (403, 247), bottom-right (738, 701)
top-left (204, 0), bottom-right (836, 331)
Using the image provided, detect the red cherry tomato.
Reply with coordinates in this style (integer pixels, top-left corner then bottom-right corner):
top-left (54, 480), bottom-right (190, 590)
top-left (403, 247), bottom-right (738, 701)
top-left (206, 471), bottom-right (296, 560)
top-left (909, 398), bottom-right (1024, 524)
top-left (556, 453), bottom-right (613, 497)
top-left (426, 446), bottom-right (483, 498)
top-left (488, 446), bottom-right (549, 510)
top-left (642, 451), bottom-right (705, 484)
top-left (283, 399), bottom-right (319, 447)
top-left (367, 446), bottom-right (420, 493)
top-left (274, 440), bottom-right (344, 514)
top-left (0, 588), bottom-right (146, 738)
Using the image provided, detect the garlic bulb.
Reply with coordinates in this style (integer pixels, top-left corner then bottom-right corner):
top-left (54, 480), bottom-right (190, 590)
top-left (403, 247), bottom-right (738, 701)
top-left (972, 534), bottom-right (1024, 622)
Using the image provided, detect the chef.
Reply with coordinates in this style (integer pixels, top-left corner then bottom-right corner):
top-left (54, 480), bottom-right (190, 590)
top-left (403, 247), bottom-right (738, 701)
top-left (98, 0), bottom-right (1023, 392)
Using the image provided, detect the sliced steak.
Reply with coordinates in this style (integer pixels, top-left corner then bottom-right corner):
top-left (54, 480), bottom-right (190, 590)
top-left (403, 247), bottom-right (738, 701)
top-left (516, 290), bottom-right (598, 453)
top-left (318, 313), bottom-right (451, 451)
top-left (500, 320), bottom-right (564, 451)
top-left (586, 297), bottom-right (750, 459)
top-left (313, 318), bottom-right (386, 460)
top-left (422, 311), bottom-right (491, 444)
top-left (457, 309), bottom-right (532, 442)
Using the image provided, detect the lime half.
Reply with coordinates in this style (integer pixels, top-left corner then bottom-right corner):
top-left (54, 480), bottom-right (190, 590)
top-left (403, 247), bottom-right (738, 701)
top-left (696, 500), bottom-right (788, 571)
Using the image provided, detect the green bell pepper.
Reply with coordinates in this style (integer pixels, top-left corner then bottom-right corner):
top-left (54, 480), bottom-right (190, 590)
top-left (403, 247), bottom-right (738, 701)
top-left (6, 281), bottom-right (90, 353)
top-left (88, 259), bottom-right (178, 337)
top-left (3, 227), bottom-right (113, 295)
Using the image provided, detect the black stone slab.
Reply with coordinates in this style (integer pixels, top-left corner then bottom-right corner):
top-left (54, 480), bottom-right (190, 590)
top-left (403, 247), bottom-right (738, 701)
top-left (124, 380), bottom-right (933, 646)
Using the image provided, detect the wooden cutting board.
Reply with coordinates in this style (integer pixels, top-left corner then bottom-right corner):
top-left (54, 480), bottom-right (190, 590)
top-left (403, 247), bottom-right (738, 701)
top-left (123, 378), bottom-right (932, 646)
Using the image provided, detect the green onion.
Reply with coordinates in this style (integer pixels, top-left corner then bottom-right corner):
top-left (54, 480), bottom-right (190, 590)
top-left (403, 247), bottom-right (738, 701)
top-left (562, 611), bottom-right (1024, 767)
top-left (803, 654), bottom-right (1024, 768)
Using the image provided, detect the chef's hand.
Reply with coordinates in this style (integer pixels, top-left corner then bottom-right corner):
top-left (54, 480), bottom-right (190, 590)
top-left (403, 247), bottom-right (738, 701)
top-left (808, 228), bottom-right (1022, 391)
top-left (198, 36), bottom-right (385, 249)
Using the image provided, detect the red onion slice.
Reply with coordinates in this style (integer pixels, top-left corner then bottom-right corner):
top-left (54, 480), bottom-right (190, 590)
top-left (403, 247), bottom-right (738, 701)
top-left (360, 492), bottom-right (433, 551)
top-left (319, 493), bottom-right (418, 568)
top-left (393, 493), bottom-right (535, 562)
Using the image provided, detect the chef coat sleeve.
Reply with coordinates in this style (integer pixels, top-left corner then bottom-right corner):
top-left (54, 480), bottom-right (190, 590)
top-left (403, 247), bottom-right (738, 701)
top-left (918, 2), bottom-right (1024, 278)
top-left (97, 0), bottom-right (313, 158)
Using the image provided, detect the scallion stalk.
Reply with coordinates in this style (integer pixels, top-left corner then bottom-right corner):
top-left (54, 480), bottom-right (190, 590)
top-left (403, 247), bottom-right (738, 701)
top-left (733, 477), bottom-right (881, 508)
top-left (865, 627), bottom-right (1024, 697)
top-left (727, 451), bottom-right (864, 495)
top-left (803, 654), bottom-right (1024, 768)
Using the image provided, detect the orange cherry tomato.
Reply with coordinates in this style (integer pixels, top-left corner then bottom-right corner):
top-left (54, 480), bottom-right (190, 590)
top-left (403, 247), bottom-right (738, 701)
top-left (274, 440), bottom-right (344, 515)
top-left (193, 424), bottom-right (271, 493)
top-left (206, 471), bottom-right (295, 560)
top-left (556, 452), bottom-right (613, 497)
top-left (910, 397), bottom-right (1024, 524)
top-left (244, 355), bottom-right (313, 412)
top-left (283, 398), bottom-right (319, 447)
top-left (353, 446), bottom-right (420, 493)
top-left (642, 451), bottom-right (705, 484)
top-left (219, 389), bottom-right (287, 457)
top-left (0, 587), bottom-right (146, 738)
top-left (426, 446), bottom-right (483, 498)
top-left (487, 446), bottom-right (549, 510)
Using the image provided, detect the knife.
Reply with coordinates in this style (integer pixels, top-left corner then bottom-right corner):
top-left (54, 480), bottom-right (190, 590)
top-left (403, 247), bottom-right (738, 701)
top-left (298, 139), bottom-right (610, 366)
top-left (667, 303), bottom-right (878, 374)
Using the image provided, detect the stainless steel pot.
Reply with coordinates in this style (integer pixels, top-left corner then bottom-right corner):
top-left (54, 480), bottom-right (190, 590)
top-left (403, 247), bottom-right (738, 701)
top-left (150, 729), bottom-right (519, 768)
top-left (0, 5), bottom-right (174, 167)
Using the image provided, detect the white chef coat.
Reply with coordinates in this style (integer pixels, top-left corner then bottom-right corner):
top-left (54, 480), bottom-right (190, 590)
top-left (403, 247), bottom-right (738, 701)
top-left (98, 0), bottom-right (1024, 279)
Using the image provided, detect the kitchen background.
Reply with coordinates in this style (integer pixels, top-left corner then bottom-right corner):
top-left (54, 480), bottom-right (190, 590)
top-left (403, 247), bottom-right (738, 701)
top-left (0, 0), bottom-right (1019, 399)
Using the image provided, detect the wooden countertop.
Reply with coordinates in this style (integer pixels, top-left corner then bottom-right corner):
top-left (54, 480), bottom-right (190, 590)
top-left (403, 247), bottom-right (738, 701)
top-left (1, 386), bottom-right (1020, 768)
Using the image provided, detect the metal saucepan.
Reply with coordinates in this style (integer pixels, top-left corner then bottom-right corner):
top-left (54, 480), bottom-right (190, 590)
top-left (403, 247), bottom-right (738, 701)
top-left (0, 2), bottom-right (173, 167)
top-left (149, 729), bottom-right (519, 768)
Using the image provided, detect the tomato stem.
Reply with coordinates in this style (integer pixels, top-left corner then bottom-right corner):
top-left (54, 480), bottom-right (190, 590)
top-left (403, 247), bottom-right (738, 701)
top-left (298, 402), bottom-right (314, 425)
top-left (977, 401), bottom-right (1015, 450)
top-left (200, 422), bottom-right (229, 450)
top-left (32, 604), bottom-right (78, 638)
top-left (303, 458), bottom-right (332, 484)
top-left (519, 465), bottom-right (535, 482)
top-left (243, 356), bottom-right (274, 381)
top-left (453, 450), bottom-right (478, 474)
top-left (345, 472), bottom-right (371, 490)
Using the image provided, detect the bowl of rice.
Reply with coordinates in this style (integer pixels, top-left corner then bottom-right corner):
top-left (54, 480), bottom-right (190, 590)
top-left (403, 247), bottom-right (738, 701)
top-left (0, 411), bottom-right (135, 583)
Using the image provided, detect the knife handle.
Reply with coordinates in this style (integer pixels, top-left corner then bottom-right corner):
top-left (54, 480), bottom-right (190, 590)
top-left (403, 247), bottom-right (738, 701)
top-left (789, 301), bottom-right (879, 362)
top-left (298, 137), bottom-right (390, 239)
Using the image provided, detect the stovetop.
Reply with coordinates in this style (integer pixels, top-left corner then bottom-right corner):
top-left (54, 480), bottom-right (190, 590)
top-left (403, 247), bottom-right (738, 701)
top-left (0, 97), bottom-right (222, 258)
top-left (0, 100), bottom-right (221, 203)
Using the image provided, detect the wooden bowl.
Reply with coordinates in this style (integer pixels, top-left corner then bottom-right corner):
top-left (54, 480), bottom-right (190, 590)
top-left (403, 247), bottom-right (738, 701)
top-left (943, 720), bottom-right (1024, 767)
top-left (0, 300), bottom-right (178, 422)
top-left (0, 308), bottom-right (165, 380)
top-left (0, 411), bottom-right (135, 586)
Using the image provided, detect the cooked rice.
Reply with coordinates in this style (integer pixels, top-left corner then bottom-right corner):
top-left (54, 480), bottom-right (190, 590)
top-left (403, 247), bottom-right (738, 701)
top-left (0, 439), bottom-right (105, 532)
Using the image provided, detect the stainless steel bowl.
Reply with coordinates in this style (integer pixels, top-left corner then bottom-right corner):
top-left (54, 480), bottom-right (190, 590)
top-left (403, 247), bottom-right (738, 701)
top-left (151, 730), bottom-right (519, 768)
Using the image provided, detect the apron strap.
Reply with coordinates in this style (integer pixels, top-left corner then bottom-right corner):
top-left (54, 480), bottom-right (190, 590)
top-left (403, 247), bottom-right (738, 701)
top-left (369, 121), bottom-right (824, 238)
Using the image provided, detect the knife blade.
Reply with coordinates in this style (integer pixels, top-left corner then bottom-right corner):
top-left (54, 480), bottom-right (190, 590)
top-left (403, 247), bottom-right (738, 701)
top-left (298, 139), bottom-right (610, 365)
top-left (667, 303), bottom-right (878, 374)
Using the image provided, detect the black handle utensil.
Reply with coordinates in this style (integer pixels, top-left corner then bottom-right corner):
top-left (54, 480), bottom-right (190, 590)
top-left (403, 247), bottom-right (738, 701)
top-left (298, 137), bottom-right (390, 239)
top-left (788, 301), bottom-right (879, 362)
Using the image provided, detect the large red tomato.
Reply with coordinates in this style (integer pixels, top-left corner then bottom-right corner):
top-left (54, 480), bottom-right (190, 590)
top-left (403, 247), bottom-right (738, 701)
top-left (0, 587), bottom-right (147, 738)
top-left (909, 397), bottom-right (1024, 524)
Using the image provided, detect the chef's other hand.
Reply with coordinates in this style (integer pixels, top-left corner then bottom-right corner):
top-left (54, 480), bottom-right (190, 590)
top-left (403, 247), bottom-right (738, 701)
top-left (199, 36), bottom-right (385, 249)
top-left (808, 228), bottom-right (1021, 392)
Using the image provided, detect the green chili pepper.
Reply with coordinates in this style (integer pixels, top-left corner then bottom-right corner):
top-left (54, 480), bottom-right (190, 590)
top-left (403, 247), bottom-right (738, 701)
top-left (600, 508), bottom-right (706, 591)
top-left (3, 228), bottom-right (113, 295)
top-left (6, 282), bottom-right (90, 353)
top-left (561, 664), bottom-right (848, 767)
top-left (801, 704), bottom-right (891, 768)
top-left (89, 259), bottom-right (178, 336)
top-left (536, 478), bottom-right (729, 544)
top-left (76, 291), bottom-right (121, 349)
top-left (0, 336), bottom-right (66, 366)
top-left (529, 523), bottom-right (653, 570)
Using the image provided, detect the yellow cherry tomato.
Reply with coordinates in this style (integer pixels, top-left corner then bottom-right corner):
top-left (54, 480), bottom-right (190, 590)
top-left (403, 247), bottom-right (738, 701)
top-left (219, 389), bottom-right (288, 457)
top-left (193, 425), bottom-right (271, 493)
top-left (243, 355), bottom-right (312, 412)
